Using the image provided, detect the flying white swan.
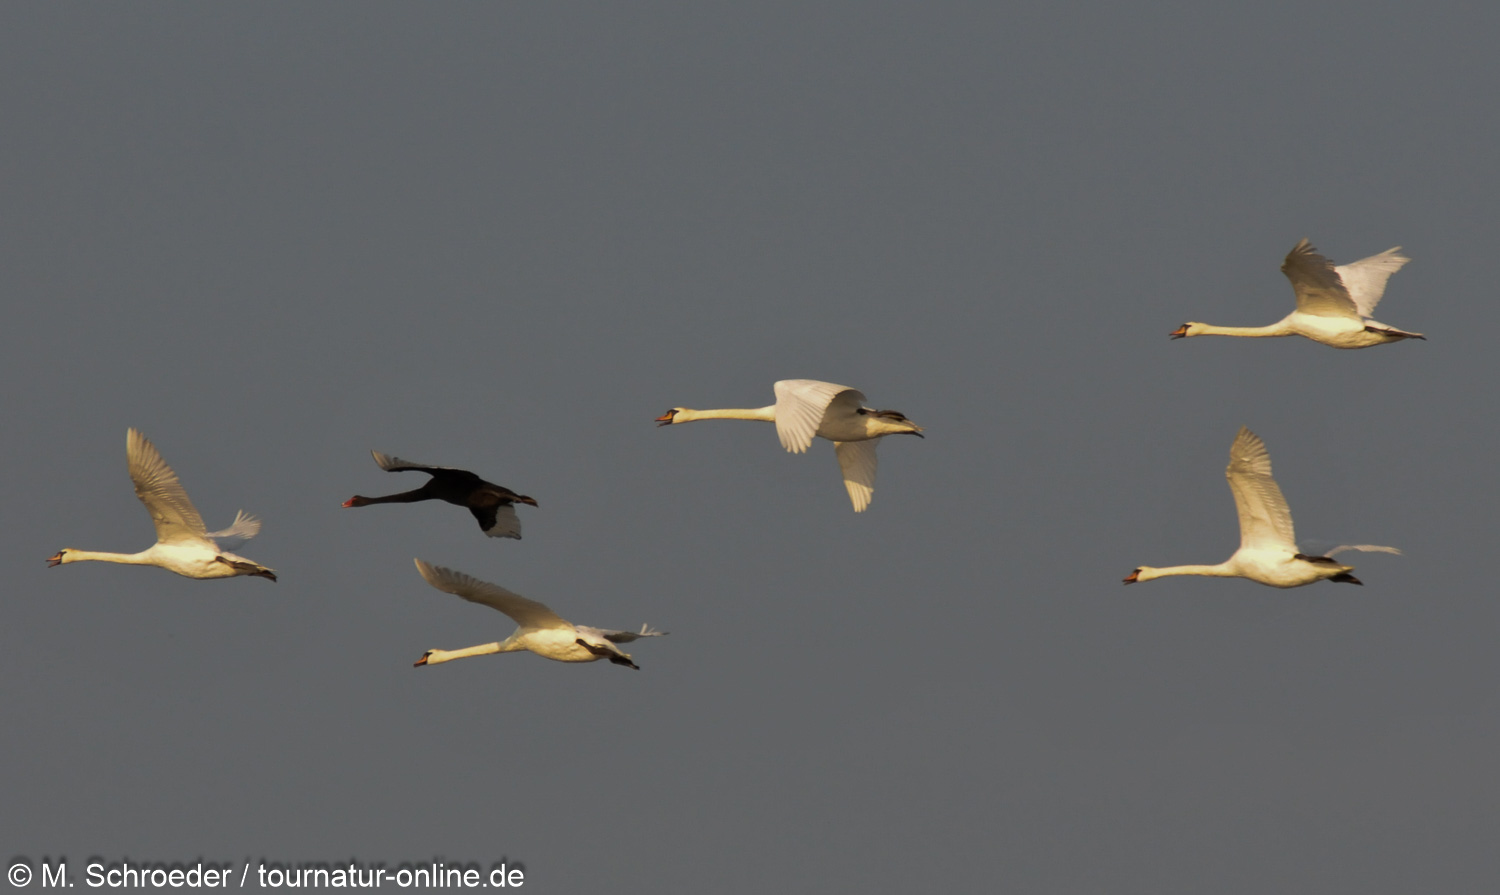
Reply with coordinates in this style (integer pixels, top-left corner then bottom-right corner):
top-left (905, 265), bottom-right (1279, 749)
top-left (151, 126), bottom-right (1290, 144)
top-left (1170, 239), bottom-right (1424, 349)
top-left (655, 379), bottom-right (923, 512)
top-left (48, 429), bottom-right (276, 581)
top-left (411, 559), bottom-right (666, 670)
top-left (1123, 427), bottom-right (1398, 588)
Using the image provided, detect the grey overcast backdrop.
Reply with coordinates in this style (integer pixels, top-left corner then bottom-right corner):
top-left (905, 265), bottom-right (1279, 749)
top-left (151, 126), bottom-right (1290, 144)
top-left (3, 3), bottom-right (1497, 892)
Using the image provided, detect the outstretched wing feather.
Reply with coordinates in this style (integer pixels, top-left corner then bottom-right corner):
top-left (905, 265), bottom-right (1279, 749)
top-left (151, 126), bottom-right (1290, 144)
top-left (413, 559), bottom-right (572, 630)
top-left (372, 451), bottom-right (469, 476)
top-left (834, 439), bottom-right (879, 512)
top-left (1327, 544), bottom-right (1402, 557)
top-left (204, 509), bottom-right (262, 542)
top-left (1225, 427), bottom-right (1298, 551)
top-left (600, 624), bottom-right (669, 644)
top-left (1281, 239), bottom-right (1359, 320)
top-left (773, 379), bottom-right (862, 453)
top-left (126, 428), bottom-right (210, 544)
top-left (1334, 247), bottom-right (1410, 318)
top-left (474, 504), bottom-right (523, 539)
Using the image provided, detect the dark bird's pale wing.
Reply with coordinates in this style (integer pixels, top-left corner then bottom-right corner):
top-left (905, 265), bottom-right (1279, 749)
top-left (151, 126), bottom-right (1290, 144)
top-left (372, 451), bottom-right (479, 481)
top-left (471, 503), bottom-right (522, 539)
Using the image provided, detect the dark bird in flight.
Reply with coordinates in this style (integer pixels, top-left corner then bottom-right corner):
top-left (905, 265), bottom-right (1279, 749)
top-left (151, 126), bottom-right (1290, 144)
top-left (343, 451), bottom-right (538, 539)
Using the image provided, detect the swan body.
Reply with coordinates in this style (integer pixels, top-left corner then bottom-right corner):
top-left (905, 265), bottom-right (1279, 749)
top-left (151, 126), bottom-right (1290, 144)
top-left (1124, 427), bottom-right (1397, 589)
top-left (343, 451), bottom-right (537, 538)
top-left (1171, 239), bottom-right (1423, 349)
top-left (48, 429), bottom-right (276, 581)
top-left (655, 379), bottom-right (923, 511)
top-left (411, 559), bottom-right (666, 670)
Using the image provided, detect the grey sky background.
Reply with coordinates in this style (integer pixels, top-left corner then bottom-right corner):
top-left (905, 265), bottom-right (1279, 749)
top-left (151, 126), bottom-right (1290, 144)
top-left (3, 3), bottom-right (1497, 892)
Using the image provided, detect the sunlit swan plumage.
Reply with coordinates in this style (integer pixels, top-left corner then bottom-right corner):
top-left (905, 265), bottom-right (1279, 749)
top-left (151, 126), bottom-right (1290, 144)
top-left (411, 559), bottom-right (666, 670)
top-left (47, 429), bottom-right (276, 581)
top-left (343, 451), bottom-right (537, 539)
top-left (1123, 427), bottom-right (1398, 588)
top-left (655, 379), bottom-right (923, 511)
top-left (1170, 239), bottom-right (1423, 349)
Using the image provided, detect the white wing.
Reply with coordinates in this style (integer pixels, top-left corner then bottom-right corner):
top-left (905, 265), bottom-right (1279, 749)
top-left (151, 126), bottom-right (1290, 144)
top-left (1334, 247), bottom-right (1409, 318)
top-left (1281, 239), bottom-right (1360, 320)
top-left (1327, 544), bottom-right (1402, 557)
top-left (479, 504), bottom-right (522, 539)
top-left (413, 559), bottom-right (572, 630)
top-left (204, 509), bottom-right (261, 542)
top-left (126, 428), bottom-right (211, 545)
top-left (1224, 427), bottom-right (1297, 552)
top-left (834, 439), bottom-right (879, 512)
top-left (773, 379), bottom-right (863, 453)
top-left (599, 624), bottom-right (669, 644)
top-left (372, 451), bottom-right (457, 473)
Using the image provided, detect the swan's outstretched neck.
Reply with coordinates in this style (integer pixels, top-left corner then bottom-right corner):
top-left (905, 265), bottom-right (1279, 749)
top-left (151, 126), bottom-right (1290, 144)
top-left (1174, 321), bottom-right (1292, 339)
top-left (413, 640), bottom-right (517, 666)
top-left (47, 549), bottom-right (155, 567)
top-left (662, 406), bottom-right (777, 424)
top-left (1128, 563), bottom-right (1239, 583)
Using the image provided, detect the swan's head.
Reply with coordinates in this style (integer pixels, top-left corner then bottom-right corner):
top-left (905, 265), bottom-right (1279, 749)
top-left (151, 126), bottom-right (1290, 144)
top-left (342, 496), bottom-right (371, 508)
top-left (47, 550), bottom-right (72, 567)
top-left (414, 649), bottom-right (440, 667)
top-left (864, 409), bottom-right (924, 438)
top-left (1123, 566), bottom-right (1163, 584)
top-left (656, 408), bottom-right (686, 426)
top-left (1170, 323), bottom-right (1206, 339)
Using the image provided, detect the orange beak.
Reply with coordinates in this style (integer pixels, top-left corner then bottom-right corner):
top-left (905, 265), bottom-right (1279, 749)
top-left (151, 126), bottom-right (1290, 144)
top-left (655, 411), bottom-right (676, 426)
top-left (46, 552), bottom-right (64, 567)
top-left (413, 654), bottom-right (429, 667)
top-left (1169, 325), bottom-right (1189, 339)
top-left (1123, 569), bottom-right (1140, 584)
